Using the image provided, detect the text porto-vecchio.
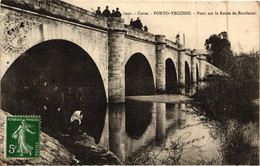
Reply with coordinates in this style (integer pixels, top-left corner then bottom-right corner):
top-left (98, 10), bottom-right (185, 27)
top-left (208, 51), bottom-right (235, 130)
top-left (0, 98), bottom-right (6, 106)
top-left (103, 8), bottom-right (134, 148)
top-left (154, 11), bottom-right (191, 15)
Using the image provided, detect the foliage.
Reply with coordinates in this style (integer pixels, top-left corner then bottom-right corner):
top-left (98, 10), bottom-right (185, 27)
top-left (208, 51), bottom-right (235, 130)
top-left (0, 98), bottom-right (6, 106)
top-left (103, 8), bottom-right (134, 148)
top-left (194, 51), bottom-right (259, 123)
top-left (221, 122), bottom-right (259, 165)
top-left (205, 31), bottom-right (233, 70)
top-left (193, 50), bottom-right (259, 165)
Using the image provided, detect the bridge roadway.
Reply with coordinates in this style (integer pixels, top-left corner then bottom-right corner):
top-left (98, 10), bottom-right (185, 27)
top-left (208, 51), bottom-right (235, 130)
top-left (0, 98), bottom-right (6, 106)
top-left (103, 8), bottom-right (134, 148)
top-left (0, 0), bottom-right (222, 103)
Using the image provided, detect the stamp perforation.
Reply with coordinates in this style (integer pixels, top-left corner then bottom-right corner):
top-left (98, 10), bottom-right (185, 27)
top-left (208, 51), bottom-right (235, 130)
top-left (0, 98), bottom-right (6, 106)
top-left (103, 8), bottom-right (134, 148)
top-left (5, 115), bottom-right (41, 160)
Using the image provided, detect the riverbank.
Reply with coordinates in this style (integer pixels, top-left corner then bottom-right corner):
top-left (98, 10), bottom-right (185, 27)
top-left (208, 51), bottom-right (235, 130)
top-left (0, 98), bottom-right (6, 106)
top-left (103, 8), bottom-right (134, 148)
top-left (192, 71), bottom-right (259, 164)
top-left (0, 109), bottom-right (122, 165)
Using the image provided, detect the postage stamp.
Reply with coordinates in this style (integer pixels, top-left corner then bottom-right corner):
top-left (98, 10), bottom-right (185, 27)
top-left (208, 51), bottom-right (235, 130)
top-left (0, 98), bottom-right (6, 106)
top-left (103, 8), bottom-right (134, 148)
top-left (5, 116), bottom-right (40, 159)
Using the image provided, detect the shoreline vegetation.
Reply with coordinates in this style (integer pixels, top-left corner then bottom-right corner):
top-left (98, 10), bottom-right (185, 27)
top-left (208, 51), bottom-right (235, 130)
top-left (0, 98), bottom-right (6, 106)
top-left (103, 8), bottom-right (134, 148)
top-left (192, 48), bottom-right (259, 164)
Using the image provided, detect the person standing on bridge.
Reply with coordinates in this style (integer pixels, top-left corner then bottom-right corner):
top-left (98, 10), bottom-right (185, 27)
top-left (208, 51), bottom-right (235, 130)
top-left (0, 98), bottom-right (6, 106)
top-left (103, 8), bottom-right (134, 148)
top-left (135, 17), bottom-right (143, 30)
top-left (114, 8), bottom-right (122, 17)
top-left (130, 18), bottom-right (134, 26)
top-left (102, 6), bottom-right (111, 17)
top-left (96, 7), bottom-right (101, 15)
top-left (143, 25), bottom-right (148, 32)
top-left (111, 10), bottom-right (116, 17)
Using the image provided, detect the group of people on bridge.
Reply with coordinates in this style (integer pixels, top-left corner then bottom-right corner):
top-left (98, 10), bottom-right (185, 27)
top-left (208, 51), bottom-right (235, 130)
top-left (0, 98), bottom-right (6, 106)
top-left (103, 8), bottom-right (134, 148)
top-left (95, 6), bottom-right (148, 32)
top-left (130, 17), bottom-right (148, 32)
top-left (96, 6), bottom-right (122, 17)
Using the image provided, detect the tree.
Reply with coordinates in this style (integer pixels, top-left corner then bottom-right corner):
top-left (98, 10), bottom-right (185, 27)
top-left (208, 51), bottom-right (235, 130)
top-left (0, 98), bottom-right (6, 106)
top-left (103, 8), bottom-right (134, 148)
top-left (205, 31), bottom-right (233, 70)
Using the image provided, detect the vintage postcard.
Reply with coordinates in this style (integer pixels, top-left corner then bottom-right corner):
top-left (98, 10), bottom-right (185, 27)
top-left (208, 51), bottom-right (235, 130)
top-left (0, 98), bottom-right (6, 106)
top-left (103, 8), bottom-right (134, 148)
top-left (0, 0), bottom-right (259, 165)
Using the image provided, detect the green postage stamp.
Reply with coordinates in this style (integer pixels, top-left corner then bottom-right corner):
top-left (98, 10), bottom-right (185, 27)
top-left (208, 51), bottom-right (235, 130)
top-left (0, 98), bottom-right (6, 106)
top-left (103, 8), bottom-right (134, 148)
top-left (6, 116), bottom-right (40, 159)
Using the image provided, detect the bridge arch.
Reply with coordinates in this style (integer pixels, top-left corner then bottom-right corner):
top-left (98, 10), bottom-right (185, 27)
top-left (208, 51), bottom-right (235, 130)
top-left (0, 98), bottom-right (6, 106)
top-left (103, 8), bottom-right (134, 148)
top-left (1, 22), bottom-right (108, 99)
top-left (124, 45), bottom-right (156, 86)
top-left (165, 58), bottom-right (178, 94)
top-left (1, 39), bottom-right (107, 143)
top-left (125, 53), bottom-right (155, 96)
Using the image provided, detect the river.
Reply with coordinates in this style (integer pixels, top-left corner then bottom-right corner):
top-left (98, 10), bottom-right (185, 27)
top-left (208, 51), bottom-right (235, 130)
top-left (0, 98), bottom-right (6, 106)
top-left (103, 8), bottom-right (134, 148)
top-left (94, 99), bottom-right (221, 164)
top-left (81, 86), bottom-right (259, 164)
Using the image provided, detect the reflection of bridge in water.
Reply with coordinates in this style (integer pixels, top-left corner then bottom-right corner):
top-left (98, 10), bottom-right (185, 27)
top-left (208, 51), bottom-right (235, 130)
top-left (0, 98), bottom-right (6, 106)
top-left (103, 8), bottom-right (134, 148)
top-left (98, 100), bottom-right (189, 161)
top-left (1, 0), bottom-right (222, 162)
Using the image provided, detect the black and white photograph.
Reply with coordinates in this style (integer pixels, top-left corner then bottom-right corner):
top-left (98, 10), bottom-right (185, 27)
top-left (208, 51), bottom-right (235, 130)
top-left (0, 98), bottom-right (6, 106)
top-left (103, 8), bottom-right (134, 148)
top-left (0, 0), bottom-right (259, 165)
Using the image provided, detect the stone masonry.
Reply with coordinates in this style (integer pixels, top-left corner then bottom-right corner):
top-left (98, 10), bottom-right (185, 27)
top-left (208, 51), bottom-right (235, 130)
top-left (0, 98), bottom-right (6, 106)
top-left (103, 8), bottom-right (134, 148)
top-left (0, 0), bottom-right (222, 103)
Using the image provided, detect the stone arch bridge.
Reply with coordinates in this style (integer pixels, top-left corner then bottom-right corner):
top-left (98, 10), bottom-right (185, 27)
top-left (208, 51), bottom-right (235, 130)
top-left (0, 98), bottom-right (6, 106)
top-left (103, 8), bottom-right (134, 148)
top-left (0, 0), bottom-right (221, 104)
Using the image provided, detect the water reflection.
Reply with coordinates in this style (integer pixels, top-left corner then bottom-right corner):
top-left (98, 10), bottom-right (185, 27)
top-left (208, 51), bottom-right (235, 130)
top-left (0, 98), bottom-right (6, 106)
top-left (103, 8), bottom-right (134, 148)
top-left (85, 96), bottom-right (257, 164)
top-left (156, 103), bottom-right (166, 146)
top-left (121, 101), bottom-right (221, 164)
top-left (125, 101), bottom-right (153, 139)
top-left (77, 80), bottom-right (258, 164)
top-left (96, 100), bottom-right (222, 164)
top-left (95, 100), bottom-right (203, 162)
top-left (178, 103), bottom-right (187, 128)
top-left (109, 104), bottom-right (126, 161)
top-left (103, 101), bottom-right (156, 161)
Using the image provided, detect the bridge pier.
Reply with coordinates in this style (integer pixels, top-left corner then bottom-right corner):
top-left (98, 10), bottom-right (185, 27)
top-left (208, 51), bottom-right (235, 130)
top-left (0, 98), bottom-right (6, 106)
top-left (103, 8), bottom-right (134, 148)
top-left (191, 50), bottom-right (197, 83)
top-left (198, 55), bottom-right (205, 81)
top-left (178, 46), bottom-right (186, 87)
top-left (155, 35), bottom-right (166, 94)
top-left (108, 17), bottom-right (126, 103)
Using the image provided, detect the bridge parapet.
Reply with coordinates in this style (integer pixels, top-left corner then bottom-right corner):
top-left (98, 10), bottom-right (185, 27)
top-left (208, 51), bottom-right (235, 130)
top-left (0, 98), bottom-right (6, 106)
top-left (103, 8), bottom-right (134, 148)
top-left (2, 0), bottom-right (108, 29)
top-left (124, 25), bottom-right (155, 43)
top-left (165, 39), bottom-right (178, 50)
top-left (108, 17), bottom-right (125, 31)
top-left (184, 49), bottom-right (192, 56)
top-left (185, 49), bottom-right (198, 57)
top-left (197, 54), bottom-right (207, 60)
top-left (204, 61), bottom-right (223, 76)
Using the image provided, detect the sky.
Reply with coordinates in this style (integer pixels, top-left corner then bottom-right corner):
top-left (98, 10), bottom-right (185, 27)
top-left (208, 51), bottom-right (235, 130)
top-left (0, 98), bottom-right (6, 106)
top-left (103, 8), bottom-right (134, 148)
top-left (62, 0), bottom-right (259, 54)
